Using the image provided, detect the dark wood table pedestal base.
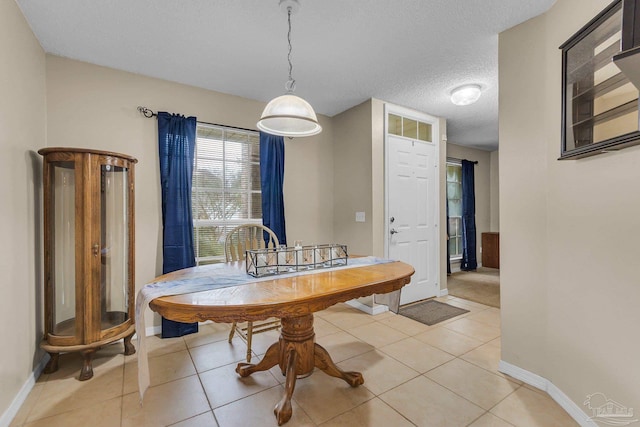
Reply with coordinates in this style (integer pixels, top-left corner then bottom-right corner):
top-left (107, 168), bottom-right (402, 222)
top-left (235, 314), bottom-right (364, 425)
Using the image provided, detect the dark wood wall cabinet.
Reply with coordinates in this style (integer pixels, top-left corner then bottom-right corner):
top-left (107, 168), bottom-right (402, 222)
top-left (560, 0), bottom-right (640, 160)
top-left (615, 0), bottom-right (640, 84)
top-left (620, 0), bottom-right (640, 49)
top-left (39, 148), bottom-right (137, 380)
top-left (481, 232), bottom-right (500, 269)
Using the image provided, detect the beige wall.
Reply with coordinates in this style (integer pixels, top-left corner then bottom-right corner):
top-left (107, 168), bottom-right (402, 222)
top-left (500, 0), bottom-right (640, 415)
top-left (489, 150), bottom-right (499, 231)
top-left (45, 56), bottom-right (335, 332)
top-left (438, 120), bottom-right (448, 290)
top-left (332, 100), bottom-right (373, 256)
top-left (0, 0), bottom-right (46, 419)
top-left (331, 98), bottom-right (387, 259)
top-left (371, 99), bottom-right (386, 258)
top-left (446, 143), bottom-right (493, 266)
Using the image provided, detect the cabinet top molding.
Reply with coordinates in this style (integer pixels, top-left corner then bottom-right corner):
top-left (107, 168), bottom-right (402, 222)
top-left (38, 147), bottom-right (138, 163)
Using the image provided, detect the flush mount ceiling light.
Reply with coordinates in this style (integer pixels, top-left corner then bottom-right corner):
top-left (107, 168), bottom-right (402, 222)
top-left (257, 0), bottom-right (322, 137)
top-left (450, 84), bottom-right (482, 106)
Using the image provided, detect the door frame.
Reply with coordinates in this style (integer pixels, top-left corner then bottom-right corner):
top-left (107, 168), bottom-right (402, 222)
top-left (383, 103), bottom-right (440, 300)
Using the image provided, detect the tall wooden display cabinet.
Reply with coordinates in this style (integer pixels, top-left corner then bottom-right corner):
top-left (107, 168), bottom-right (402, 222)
top-left (39, 148), bottom-right (137, 380)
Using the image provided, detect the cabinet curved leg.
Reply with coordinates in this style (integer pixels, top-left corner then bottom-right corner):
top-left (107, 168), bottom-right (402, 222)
top-left (44, 352), bottom-right (59, 374)
top-left (79, 349), bottom-right (95, 381)
top-left (274, 349), bottom-right (297, 426)
top-left (236, 342), bottom-right (279, 377)
top-left (314, 343), bottom-right (364, 387)
top-left (123, 332), bottom-right (136, 356)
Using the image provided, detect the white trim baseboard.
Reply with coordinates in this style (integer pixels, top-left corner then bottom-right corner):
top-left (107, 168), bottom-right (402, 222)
top-left (498, 360), bottom-right (597, 427)
top-left (439, 288), bottom-right (449, 297)
top-left (145, 325), bottom-right (162, 337)
top-left (498, 360), bottom-right (547, 391)
top-left (346, 298), bottom-right (389, 315)
top-left (0, 354), bottom-right (50, 427)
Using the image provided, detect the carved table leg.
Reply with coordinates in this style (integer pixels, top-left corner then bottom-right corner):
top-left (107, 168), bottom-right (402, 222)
top-left (44, 352), bottom-right (59, 374)
top-left (79, 349), bottom-right (96, 381)
top-left (236, 342), bottom-right (279, 377)
top-left (274, 349), bottom-right (298, 425)
top-left (123, 332), bottom-right (136, 356)
top-left (235, 314), bottom-right (364, 425)
top-left (314, 343), bottom-right (364, 387)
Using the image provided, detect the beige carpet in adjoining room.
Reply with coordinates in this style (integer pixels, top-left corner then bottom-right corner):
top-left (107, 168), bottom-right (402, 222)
top-left (447, 267), bottom-right (500, 308)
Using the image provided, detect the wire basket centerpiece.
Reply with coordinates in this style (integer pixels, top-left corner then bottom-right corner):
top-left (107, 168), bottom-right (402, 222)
top-left (246, 243), bottom-right (348, 277)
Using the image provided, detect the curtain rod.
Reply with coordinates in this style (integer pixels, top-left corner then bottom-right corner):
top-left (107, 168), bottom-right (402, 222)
top-left (137, 106), bottom-right (258, 134)
top-left (447, 157), bottom-right (479, 164)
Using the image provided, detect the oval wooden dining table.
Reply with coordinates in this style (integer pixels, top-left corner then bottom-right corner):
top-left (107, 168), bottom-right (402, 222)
top-left (149, 260), bottom-right (414, 425)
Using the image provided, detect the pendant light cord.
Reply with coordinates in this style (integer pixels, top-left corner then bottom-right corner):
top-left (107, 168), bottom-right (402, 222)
top-left (285, 7), bottom-right (296, 93)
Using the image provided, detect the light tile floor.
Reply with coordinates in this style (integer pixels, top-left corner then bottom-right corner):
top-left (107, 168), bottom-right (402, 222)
top-left (10, 296), bottom-right (579, 427)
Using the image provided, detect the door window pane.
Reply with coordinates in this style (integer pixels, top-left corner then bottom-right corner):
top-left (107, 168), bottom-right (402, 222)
top-left (388, 114), bottom-right (402, 136)
top-left (403, 118), bottom-right (418, 139)
top-left (418, 121), bottom-right (432, 142)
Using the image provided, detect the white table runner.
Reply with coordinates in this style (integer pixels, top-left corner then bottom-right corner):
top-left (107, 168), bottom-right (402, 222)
top-left (135, 256), bottom-right (393, 401)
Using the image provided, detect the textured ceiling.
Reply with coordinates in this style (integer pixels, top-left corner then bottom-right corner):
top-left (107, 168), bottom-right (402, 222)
top-left (16, 0), bottom-right (556, 150)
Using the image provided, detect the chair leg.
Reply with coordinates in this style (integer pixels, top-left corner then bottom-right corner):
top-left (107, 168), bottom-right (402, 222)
top-left (246, 322), bottom-right (253, 363)
top-left (229, 321), bottom-right (237, 343)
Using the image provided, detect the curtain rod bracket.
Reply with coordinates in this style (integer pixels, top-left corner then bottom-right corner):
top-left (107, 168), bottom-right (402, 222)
top-left (137, 106), bottom-right (156, 118)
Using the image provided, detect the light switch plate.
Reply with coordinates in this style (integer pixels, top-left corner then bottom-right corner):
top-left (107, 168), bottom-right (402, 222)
top-left (355, 211), bottom-right (366, 222)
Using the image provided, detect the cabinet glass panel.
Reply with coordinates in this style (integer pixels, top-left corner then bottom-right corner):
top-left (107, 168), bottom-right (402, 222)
top-left (562, 0), bottom-right (639, 156)
top-left (100, 164), bottom-right (129, 329)
top-left (52, 162), bottom-right (76, 337)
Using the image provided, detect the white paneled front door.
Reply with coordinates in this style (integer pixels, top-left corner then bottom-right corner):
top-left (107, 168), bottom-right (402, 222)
top-left (386, 114), bottom-right (439, 305)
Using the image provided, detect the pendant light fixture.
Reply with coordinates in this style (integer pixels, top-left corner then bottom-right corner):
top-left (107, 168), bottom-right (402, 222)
top-left (257, 0), bottom-right (322, 137)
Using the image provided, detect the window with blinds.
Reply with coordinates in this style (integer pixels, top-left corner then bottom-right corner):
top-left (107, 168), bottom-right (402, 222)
top-left (446, 162), bottom-right (463, 260)
top-left (192, 124), bottom-right (261, 265)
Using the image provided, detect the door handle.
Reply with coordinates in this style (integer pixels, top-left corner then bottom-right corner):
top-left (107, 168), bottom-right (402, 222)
top-left (390, 229), bottom-right (399, 235)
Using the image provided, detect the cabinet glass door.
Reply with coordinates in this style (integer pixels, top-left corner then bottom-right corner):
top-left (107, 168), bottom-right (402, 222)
top-left (51, 161), bottom-right (77, 337)
top-left (561, 0), bottom-right (640, 158)
top-left (100, 163), bottom-right (130, 331)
